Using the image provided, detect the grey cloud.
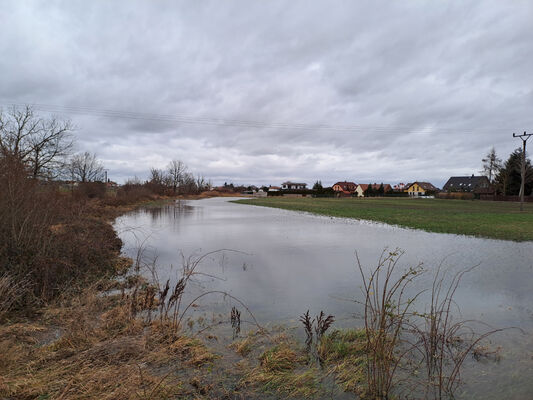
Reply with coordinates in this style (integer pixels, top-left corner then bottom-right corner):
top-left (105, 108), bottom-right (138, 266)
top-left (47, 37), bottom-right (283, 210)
top-left (1, 0), bottom-right (533, 187)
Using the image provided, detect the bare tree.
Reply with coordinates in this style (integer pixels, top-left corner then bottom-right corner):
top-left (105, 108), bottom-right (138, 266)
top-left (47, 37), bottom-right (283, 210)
top-left (0, 105), bottom-right (73, 178)
top-left (181, 171), bottom-right (196, 194)
top-left (481, 147), bottom-right (502, 184)
top-left (68, 152), bottom-right (104, 182)
top-left (167, 159), bottom-right (187, 194)
top-left (196, 174), bottom-right (210, 193)
top-left (149, 168), bottom-right (166, 185)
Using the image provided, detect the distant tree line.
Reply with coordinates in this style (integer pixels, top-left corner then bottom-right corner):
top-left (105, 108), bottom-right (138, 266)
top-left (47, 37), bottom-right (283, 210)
top-left (144, 159), bottom-right (211, 195)
top-left (0, 105), bottom-right (211, 197)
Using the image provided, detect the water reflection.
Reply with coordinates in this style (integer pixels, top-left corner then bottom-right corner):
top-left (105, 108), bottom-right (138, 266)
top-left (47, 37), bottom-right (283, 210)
top-left (115, 197), bottom-right (533, 400)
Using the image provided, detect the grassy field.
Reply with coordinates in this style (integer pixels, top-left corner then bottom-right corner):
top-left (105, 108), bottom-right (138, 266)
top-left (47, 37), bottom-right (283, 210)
top-left (234, 197), bottom-right (533, 241)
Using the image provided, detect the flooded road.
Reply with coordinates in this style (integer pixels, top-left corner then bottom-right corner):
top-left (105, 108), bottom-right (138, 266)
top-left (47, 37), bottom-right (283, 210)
top-left (115, 197), bottom-right (533, 399)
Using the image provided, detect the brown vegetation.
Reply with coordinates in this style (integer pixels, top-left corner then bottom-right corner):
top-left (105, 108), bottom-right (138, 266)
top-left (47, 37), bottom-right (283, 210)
top-left (0, 281), bottom-right (217, 399)
top-left (0, 156), bottom-right (136, 309)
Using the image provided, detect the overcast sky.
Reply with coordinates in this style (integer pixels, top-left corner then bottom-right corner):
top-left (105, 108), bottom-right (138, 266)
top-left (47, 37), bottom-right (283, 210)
top-left (2, 1), bottom-right (532, 186)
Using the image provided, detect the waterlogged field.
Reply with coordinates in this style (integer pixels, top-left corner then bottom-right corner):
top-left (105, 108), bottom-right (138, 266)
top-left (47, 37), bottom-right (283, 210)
top-left (234, 197), bottom-right (533, 241)
top-left (116, 198), bottom-right (533, 399)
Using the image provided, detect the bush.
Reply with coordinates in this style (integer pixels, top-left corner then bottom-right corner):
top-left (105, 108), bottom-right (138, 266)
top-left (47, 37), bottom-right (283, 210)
top-left (437, 192), bottom-right (474, 200)
top-left (383, 192), bottom-right (409, 197)
top-left (75, 182), bottom-right (107, 199)
top-left (0, 156), bottom-right (122, 305)
top-left (104, 184), bottom-right (157, 206)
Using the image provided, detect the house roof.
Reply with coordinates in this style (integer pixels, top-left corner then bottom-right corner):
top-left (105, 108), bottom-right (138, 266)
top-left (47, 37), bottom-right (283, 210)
top-left (407, 181), bottom-right (439, 191)
top-left (333, 181), bottom-right (356, 186)
top-left (356, 183), bottom-right (392, 192)
top-left (442, 176), bottom-right (489, 191)
top-left (333, 181), bottom-right (357, 191)
top-left (282, 181), bottom-right (307, 186)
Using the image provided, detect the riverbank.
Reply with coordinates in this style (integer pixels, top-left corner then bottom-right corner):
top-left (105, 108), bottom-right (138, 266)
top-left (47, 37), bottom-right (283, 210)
top-left (0, 191), bottom-right (363, 398)
top-left (2, 196), bottom-right (520, 399)
top-left (0, 194), bottom-right (340, 399)
top-left (233, 197), bottom-right (533, 241)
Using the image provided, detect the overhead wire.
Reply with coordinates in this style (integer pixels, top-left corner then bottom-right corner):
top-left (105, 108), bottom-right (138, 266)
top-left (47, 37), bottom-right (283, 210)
top-left (0, 100), bottom-right (512, 136)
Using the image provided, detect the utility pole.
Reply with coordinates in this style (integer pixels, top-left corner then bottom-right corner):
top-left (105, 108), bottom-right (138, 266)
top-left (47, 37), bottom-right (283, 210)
top-left (512, 131), bottom-right (532, 211)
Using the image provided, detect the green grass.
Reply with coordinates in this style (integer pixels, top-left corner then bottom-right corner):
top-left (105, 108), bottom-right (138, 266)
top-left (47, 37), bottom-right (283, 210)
top-left (233, 197), bottom-right (533, 241)
top-left (319, 329), bottom-right (367, 394)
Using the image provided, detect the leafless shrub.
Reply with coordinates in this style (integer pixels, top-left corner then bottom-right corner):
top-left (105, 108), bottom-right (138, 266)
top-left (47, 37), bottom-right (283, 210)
top-left (356, 249), bottom-right (424, 399)
top-left (0, 155), bottom-right (121, 303)
top-left (409, 264), bottom-right (506, 399)
top-left (356, 250), bottom-right (512, 399)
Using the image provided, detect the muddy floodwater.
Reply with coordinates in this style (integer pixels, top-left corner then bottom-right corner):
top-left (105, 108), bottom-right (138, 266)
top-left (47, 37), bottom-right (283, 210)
top-left (115, 197), bottom-right (533, 399)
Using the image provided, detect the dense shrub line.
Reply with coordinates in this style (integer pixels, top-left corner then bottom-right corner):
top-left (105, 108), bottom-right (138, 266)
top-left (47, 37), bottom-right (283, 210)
top-left (0, 157), bottom-right (161, 315)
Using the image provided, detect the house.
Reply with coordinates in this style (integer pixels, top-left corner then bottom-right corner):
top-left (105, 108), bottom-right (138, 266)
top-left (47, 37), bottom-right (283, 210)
top-left (355, 184), bottom-right (369, 197)
top-left (253, 189), bottom-right (267, 197)
top-left (354, 183), bottom-right (392, 197)
top-left (378, 183), bottom-right (392, 193)
top-left (442, 175), bottom-right (490, 193)
top-left (406, 182), bottom-right (439, 196)
top-left (332, 181), bottom-right (357, 195)
top-left (268, 186), bottom-right (280, 192)
top-left (281, 181), bottom-right (307, 190)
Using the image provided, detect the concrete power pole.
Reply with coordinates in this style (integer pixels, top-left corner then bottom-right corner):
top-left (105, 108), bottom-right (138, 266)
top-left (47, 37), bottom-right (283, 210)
top-left (512, 131), bottom-right (532, 211)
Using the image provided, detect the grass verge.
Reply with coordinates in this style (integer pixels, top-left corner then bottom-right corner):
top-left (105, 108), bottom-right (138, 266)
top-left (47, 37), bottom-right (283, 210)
top-left (233, 197), bottom-right (533, 241)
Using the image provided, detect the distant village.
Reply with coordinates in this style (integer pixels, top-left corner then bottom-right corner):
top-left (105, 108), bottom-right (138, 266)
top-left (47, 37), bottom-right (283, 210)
top-left (214, 174), bottom-right (494, 199)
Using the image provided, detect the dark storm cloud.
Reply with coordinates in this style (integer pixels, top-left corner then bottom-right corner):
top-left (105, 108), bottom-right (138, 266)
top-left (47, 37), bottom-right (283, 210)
top-left (1, 0), bottom-right (532, 186)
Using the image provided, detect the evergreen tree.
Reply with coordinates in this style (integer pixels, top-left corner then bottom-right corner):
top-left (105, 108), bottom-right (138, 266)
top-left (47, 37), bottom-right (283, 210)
top-left (312, 180), bottom-right (323, 190)
top-left (495, 148), bottom-right (533, 195)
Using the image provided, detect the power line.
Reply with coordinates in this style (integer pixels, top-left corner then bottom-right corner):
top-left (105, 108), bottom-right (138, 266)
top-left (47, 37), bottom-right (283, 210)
top-left (0, 100), bottom-right (515, 136)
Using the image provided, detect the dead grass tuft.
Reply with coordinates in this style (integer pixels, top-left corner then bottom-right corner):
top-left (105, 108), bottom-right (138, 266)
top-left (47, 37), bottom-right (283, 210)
top-left (230, 336), bottom-right (255, 357)
top-left (260, 343), bottom-right (300, 372)
top-left (0, 282), bottom-right (217, 400)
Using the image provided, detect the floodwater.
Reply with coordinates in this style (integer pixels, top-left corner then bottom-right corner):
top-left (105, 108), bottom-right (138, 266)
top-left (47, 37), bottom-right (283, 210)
top-left (115, 197), bottom-right (533, 399)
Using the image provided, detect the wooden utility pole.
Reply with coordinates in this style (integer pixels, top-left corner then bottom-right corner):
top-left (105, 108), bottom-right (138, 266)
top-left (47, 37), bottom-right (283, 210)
top-left (512, 131), bottom-right (532, 211)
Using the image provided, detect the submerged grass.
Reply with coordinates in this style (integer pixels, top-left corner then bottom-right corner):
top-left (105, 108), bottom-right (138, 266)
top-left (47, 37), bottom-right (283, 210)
top-left (242, 341), bottom-right (321, 398)
top-left (233, 197), bottom-right (533, 241)
top-left (231, 328), bottom-right (370, 398)
top-left (319, 329), bottom-right (368, 394)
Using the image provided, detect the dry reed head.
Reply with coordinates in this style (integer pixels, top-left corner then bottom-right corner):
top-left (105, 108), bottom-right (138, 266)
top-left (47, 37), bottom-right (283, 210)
top-left (231, 306), bottom-right (241, 339)
top-left (315, 311), bottom-right (335, 340)
top-left (299, 310), bottom-right (313, 350)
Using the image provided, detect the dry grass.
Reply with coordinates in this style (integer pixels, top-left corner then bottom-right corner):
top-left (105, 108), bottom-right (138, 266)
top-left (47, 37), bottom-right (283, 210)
top-left (0, 283), bottom-right (217, 400)
top-left (0, 272), bottom-right (29, 320)
top-left (230, 336), bottom-right (255, 357)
